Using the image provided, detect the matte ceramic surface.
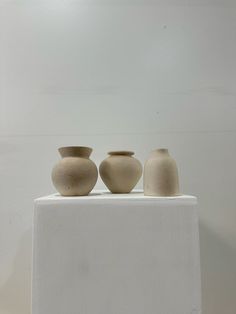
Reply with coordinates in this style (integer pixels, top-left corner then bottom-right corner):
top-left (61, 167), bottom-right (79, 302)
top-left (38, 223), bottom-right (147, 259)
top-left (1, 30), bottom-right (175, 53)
top-left (51, 146), bottom-right (98, 196)
top-left (144, 148), bottom-right (180, 196)
top-left (99, 151), bottom-right (142, 193)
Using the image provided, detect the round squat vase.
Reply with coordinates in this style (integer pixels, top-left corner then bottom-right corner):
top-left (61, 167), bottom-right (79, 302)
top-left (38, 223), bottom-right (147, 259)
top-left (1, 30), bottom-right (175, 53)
top-left (99, 151), bottom-right (142, 193)
top-left (144, 148), bottom-right (180, 196)
top-left (51, 146), bottom-right (98, 196)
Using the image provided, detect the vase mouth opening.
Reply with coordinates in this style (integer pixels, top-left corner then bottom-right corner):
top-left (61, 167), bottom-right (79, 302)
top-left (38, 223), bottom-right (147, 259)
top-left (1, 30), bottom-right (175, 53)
top-left (153, 148), bottom-right (169, 154)
top-left (58, 146), bottom-right (92, 158)
top-left (108, 150), bottom-right (134, 156)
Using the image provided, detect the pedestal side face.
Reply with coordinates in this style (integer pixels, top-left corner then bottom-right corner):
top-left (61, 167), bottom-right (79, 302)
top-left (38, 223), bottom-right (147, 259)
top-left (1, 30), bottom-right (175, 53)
top-left (32, 198), bottom-right (201, 314)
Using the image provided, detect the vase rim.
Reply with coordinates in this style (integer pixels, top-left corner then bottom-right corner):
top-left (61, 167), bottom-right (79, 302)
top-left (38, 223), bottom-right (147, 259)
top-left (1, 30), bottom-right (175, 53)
top-left (108, 150), bottom-right (134, 156)
top-left (152, 148), bottom-right (169, 153)
top-left (153, 147), bottom-right (168, 153)
top-left (58, 146), bottom-right (93, 158)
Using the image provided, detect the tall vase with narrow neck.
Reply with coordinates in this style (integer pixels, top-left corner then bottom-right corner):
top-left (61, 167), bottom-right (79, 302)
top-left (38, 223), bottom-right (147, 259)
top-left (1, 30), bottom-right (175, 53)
top-left (99, 150), bottom-right (142, 193)
top-left (144, 148), bottom-right (180, 196)
top-left (51, 146), bottom-right (98, 196)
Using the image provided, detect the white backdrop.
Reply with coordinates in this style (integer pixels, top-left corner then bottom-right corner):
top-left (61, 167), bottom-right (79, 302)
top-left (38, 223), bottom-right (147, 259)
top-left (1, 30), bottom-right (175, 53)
top-left (1, 0), bottom-right (236, 313)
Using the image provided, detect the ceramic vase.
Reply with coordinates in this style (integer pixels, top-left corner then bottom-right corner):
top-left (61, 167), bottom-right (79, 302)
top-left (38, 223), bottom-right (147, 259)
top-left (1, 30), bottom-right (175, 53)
top-left (144, 148), bottom-right (180, 196)
top-left (99, 151), bottom-right (142, 193)
top-left (51, 146), bottom-right (98, 196)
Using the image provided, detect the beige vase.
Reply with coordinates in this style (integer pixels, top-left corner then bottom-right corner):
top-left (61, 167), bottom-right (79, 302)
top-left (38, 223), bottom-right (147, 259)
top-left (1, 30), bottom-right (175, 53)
top-left (99, 151), bottom-right (142, 193)
top-left (51, 146), bottom-right (98, 196)
top-left (144, 148), bottom-right (180, 196)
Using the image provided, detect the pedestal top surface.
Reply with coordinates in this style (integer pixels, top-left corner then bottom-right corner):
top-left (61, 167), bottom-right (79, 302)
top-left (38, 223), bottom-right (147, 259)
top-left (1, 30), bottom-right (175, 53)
top-left (35, 190), bottom-right (197, 205)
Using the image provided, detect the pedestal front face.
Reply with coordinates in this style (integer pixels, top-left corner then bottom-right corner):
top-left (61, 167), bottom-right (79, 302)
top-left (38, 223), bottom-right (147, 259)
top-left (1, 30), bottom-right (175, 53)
top-left (32, 192), bottom-right (201, 314)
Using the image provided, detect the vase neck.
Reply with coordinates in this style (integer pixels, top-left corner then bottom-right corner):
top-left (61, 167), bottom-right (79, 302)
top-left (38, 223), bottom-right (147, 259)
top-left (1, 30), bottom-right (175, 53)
top-left (108, 150), bottom-right (134, 156)
top-left (58, 146), bottom-right (92, 158)
top-left (151, 148), bottom-right (169, 156)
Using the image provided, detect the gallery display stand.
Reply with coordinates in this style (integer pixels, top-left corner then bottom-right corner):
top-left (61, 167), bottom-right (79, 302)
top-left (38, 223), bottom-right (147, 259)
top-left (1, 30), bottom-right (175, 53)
top-left (32, 191), bottom-right (201, 314)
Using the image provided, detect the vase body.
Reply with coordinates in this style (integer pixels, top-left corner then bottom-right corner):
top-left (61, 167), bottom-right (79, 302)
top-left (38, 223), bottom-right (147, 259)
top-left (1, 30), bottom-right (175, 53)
top-left (99, 151), bottom-right (142, 193)
top-left (144, 149), bottom-right (180, 196)
top-left (51, 146), bottom-right (98, 196)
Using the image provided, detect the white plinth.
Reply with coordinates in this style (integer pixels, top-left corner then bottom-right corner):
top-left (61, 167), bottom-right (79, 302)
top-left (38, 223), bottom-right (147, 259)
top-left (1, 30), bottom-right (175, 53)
top-left (32, 191), bottom-right (201, 314)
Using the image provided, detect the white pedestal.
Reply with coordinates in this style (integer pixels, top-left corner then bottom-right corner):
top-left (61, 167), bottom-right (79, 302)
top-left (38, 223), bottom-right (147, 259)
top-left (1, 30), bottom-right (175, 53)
top-left (32, 191), bottom-right (201, 314)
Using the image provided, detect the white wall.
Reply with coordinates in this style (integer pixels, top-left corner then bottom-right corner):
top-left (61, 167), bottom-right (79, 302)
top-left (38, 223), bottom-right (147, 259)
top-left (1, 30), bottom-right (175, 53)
top-left (1, 0), bottom-right (236, 313)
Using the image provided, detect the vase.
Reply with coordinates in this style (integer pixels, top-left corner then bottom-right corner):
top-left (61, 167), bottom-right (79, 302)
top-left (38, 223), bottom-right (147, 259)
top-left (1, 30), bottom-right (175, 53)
top-left (99, 150), bottom-right (142, 193)
top-left (51, 146), bottom-right (98, 196)
top-left (144, 148), bottom-right (180, 196)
